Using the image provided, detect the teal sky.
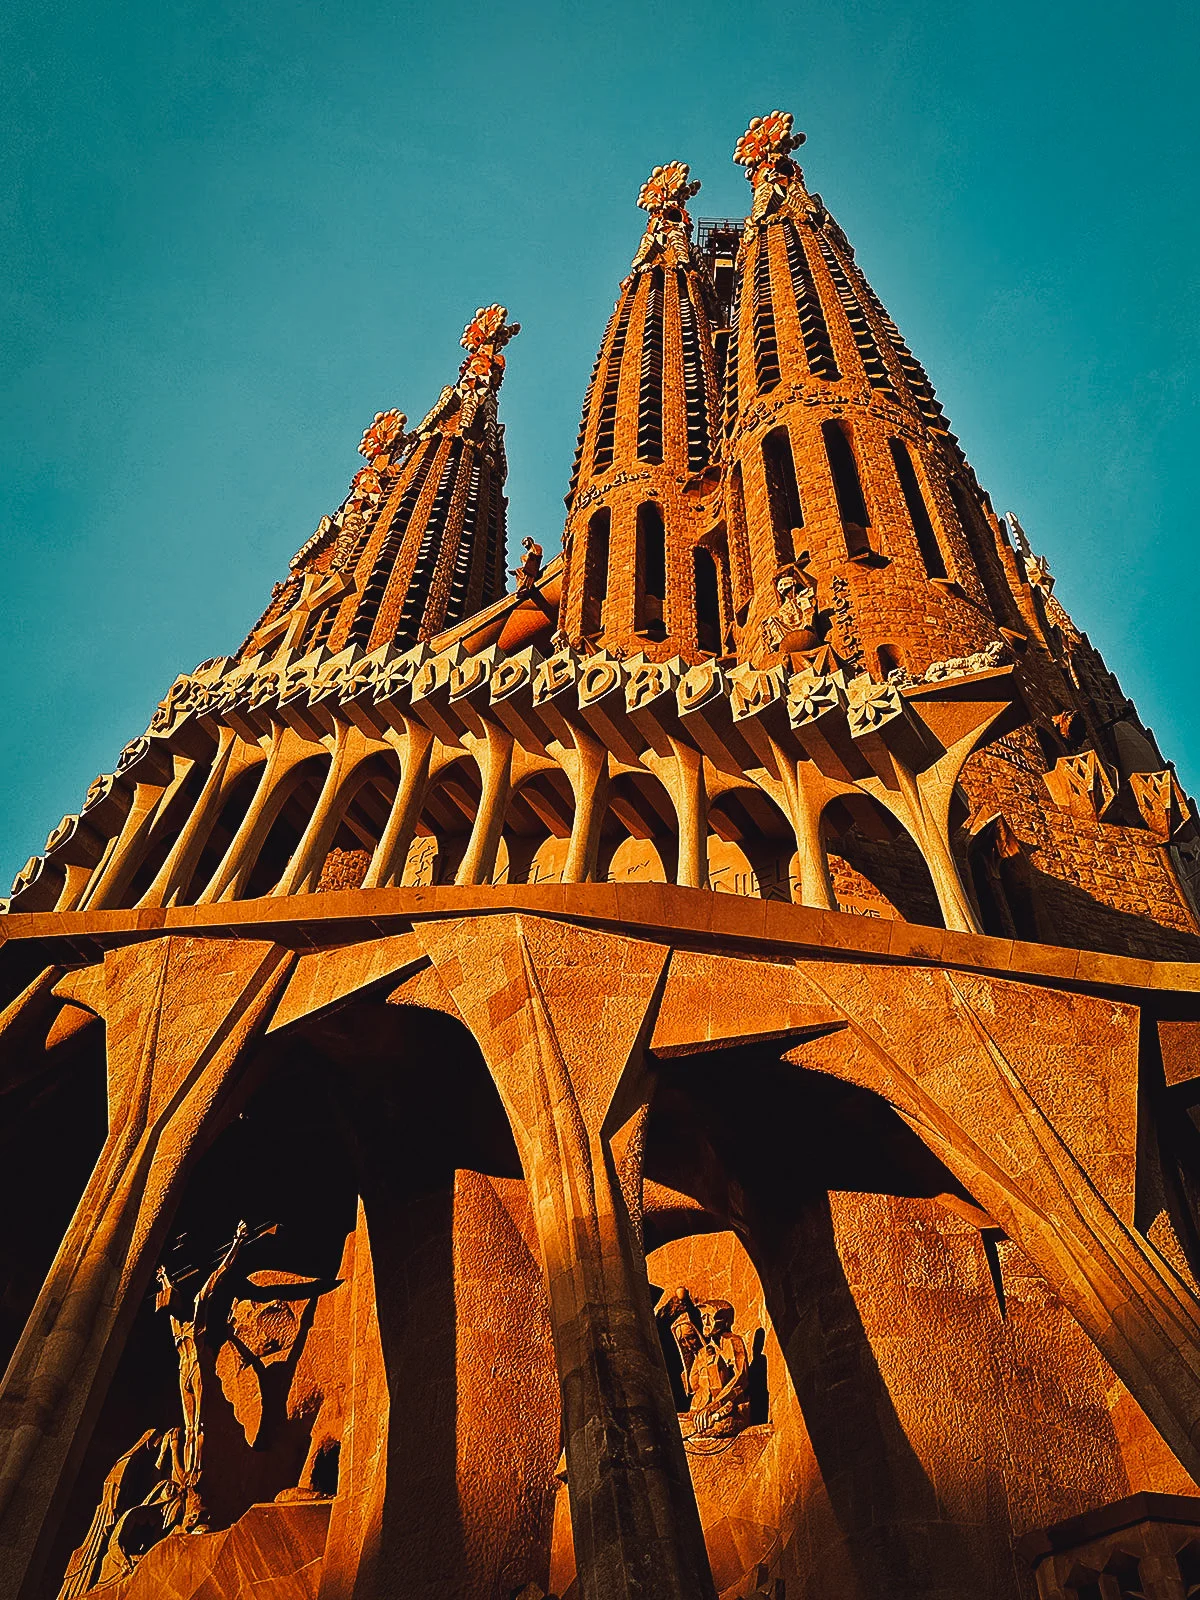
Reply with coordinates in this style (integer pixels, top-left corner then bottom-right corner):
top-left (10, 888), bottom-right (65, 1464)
top-left (2, 0), bottom-right (1197, 884)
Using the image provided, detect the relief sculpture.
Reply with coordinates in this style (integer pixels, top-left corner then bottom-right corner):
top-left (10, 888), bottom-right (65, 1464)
top-left (57, 1220), bottom-right (346, 1598)
top-left (659, 1287), bottom-right (753, 1454)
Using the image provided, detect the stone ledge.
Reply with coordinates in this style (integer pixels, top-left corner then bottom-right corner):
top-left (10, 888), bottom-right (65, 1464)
top-left (3, 884), bottom-right (1199, 1003)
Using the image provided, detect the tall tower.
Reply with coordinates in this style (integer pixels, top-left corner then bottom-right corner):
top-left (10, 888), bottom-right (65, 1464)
top-left (3, 113), bottom-right (1200, 1600)
top-left (242, 303), bottom-right (519, 663)
top-left (557, 162), bottom-right (726, 661)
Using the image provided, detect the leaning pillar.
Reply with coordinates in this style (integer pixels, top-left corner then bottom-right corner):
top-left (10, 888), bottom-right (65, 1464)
top-left (0, 936), bottom-right (293, 1600)
top-left (415, 915), bottom-right (716, 1600)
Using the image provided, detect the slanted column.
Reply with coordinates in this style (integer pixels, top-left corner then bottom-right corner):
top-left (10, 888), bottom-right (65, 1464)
top-left (362, 724), bottom-right (434, 888)
top-left (561, 730), bottom-right (609, 884)
top-left (0, 936), bottom-right (293, 1600)
top-left (415, 915), bottom-right (716, 1600)
top-left (195, 725), bottom-right (318, 904)
top-left (138, 728), bottom-right (257, 907)
top-left (455, 727), bottom-right (513, 886)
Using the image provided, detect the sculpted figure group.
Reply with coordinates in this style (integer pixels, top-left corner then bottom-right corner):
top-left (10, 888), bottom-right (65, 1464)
top-left (659, 1286), bottom-right (753, 1446)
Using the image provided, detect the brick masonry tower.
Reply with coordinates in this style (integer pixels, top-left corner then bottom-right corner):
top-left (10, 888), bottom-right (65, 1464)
top-left (3, 110), bottom-right (1200, 1600)
top-left (558, 161), bottom-right (724, 662)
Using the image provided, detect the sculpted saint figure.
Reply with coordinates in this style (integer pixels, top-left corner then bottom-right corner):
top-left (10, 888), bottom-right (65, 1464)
top-left (686, 1300), bottom-right (751, 1439)
top-left (759, 560), bottom-right (822, 658)
top-left (155, 1219), bottom-right (252, 1531)
top-left (511, 536), bottom-right (543, 591)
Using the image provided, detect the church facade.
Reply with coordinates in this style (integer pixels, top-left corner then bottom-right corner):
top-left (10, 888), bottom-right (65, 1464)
top-left (3, 110), bottom-right (1200, 1600)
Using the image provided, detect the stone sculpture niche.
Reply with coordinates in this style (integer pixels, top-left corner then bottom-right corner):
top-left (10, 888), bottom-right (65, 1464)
top-left (657, 1286), bottom-right (754, 1452)
top-left (57, 1220), bottom-right (348, 1599)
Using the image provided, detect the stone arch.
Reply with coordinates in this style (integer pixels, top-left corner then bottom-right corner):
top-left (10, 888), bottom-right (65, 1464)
top-left (496, 765), bottom-right (576, 887)
top-left (177, 760), bottom-right (268, 905)
top-left (706, 782), bottom-right (796, 901)
top-left (46, 995), bottom-right (559, 1600)
top-left (401, 754), bottom-right (483, 886)
top-left (598, 769), bottom-right (678, 885)
top-left (274, 747), bottom-right (402, 896)
top-left (236, 753), bottom-right (333, 901)
top-left (117, 758), bottom-right (215, 909)
top-left (820, 790), bottom-right (944, 926)
top-left (0, 990), bottom-right (106, 1376)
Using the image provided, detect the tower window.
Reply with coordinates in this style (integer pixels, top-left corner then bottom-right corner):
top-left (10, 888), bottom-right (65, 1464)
top-left (395, 438), bottom-right (462, 645)
top-left (694, 547), bottom-right (722, 655)
top-left (821, 421), bottom-right (871, 558)
top-left (814, 232), bottom-right (893, 392)
top-left (677, 270), bottom-right (712, 473)
top-left (728, 463), bottom-right (750, 618)
top-left (761, 427), bottom-right (803, 565)
top-left (635, 502), bottom-right (667, 640)
top-left (592, 285), bottom-right (636, 473)
top-left (347, 436), bottom-right (438, 650)
top-left (636, 270), bottom-right (664, 465)
top-left (723, 302), bottom-right (741, 438)
top-left (877, 644), bottom-right (902, 678)
top-left (582, 506), bottom-right (610, 636)
top-left (782, 222), bottom-right (839, 380)
top-left (888, 439), bottom-right (947, 579)
top-left (751, 238), bottom-right (781, 393)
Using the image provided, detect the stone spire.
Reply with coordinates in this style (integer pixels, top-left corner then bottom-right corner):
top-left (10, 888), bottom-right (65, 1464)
top-left (558, 162), bottom-right (727, 662)
top-left (719, 110), bottom-right (1027, 679)
top-left (239, 306), bottom-right (520, 662)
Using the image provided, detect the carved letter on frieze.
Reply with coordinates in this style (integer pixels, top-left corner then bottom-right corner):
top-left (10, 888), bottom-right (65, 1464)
top-left (491, 657), bottom-right (532, 701)
top-left (449, 656), bottom-right (490, 699)
top-left (626, 662), bottom-right (670, 712)
top-left (533, 650), bottom-right (577, 704)
top-left (678, 659), bottom-right (724, 713)
top-left (578, 659), bottom-right (622, 707)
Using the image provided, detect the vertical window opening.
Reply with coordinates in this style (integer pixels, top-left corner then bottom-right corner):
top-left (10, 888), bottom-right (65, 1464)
top-left (814, 232), bottom-right (893, 391)
top-left (346, 438), bottom-right (439, 650)
top-left (821, 421), bottom-right (871, 557)
top-left (676, 270), bottom-right (712, 472)
top-left (582, 507), bottom-right (611, 636)
top-left (782, 222), bottom-right (839, 380)
top-left (728, 463), bottom-right (750, 618)
top-left (445, 457), bottom-right (483, 624)
top-left (394, 439), bottom-right (462, 646)
top-left (723, 301), bottom-right (741, 437)
top-left (694, 547), bottom-right (721, 655)
top-left (857, 276), bottom-right (948, 429)
top-left (635, 502), bottom-right (667, 641)
top-left (481, 481), bottom-right (504, 608)
top-left (877, 644), bottom-right (902, 677)
top-left (889, 439), bottom-right (947, 579)
top-left (636, 271), bottom-right (665, 464)
top-left (751, 239), bottom-right (781, 392)
top-left (593, 286), bottom-right (636, 472)
top-left (761, 427), bottom-right (803, 565)
top-left (569, 312), bottom-right (614, 495)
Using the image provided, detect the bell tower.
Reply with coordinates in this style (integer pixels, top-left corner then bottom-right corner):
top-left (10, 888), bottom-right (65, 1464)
top-left (721, 110), bottom-right (1018, 677)
top-left (557, 162), bottom-right (726, 662)
top-left (241, 304), bottom-right (519, 664)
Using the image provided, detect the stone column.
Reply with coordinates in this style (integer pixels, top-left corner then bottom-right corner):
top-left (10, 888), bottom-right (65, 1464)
top-left (362, 726), bottom-right (433, 889)
top-left (0, 937), bottom-right (293, 1600)
top-left (415, 915), bottom-right (716, 1600)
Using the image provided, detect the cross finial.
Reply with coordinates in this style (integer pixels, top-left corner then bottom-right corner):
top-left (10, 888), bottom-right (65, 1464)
top-left (460, 304), bottom-right (520, 358)
top-left (637, 161), bottom-right (701, 218)
top-left (733, 110), bottom-right (805, 177)
top-left (733, 111), bottom-right (812, 228)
